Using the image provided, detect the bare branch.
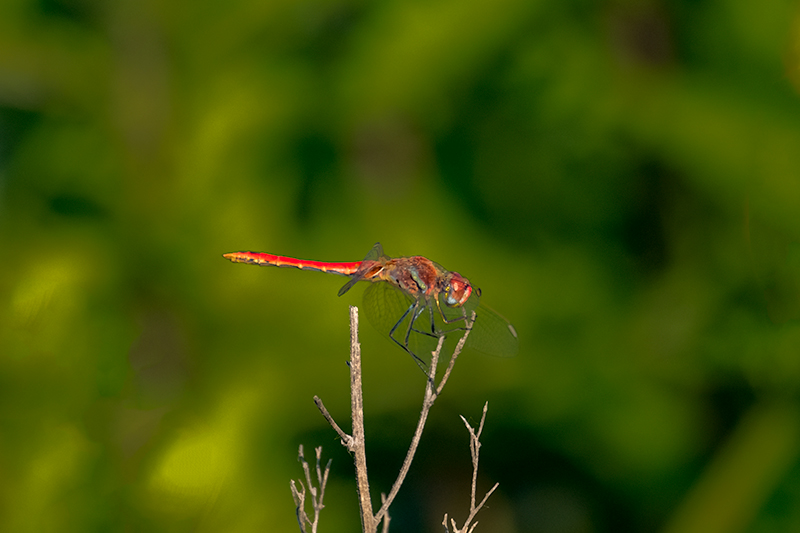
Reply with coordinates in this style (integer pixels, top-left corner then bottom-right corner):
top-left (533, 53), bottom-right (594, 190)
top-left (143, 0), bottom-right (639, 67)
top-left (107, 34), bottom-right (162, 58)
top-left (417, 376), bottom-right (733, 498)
top-left (314, 395), bottom-right (353, 448)
top-left (374, 336), bottom-right (444, 523)
top-left (291, 444), bottom-right (331, 533)
top-left (347, 306), bottom-right (378, 533)
top-left (314, 447), bottom-right (332, 522)
top-left (375, 312), bottom-right (476, 524)
top-left (444, 402), bottom-right (499, 533)
top-left (310, 307), bottom-right (479, 532)
top-left (436, 312), bottom-right (476, 396)
top-left (290, 477), bottom-right (308, 533)
top-left (380, 493), bottom-right (391, 533)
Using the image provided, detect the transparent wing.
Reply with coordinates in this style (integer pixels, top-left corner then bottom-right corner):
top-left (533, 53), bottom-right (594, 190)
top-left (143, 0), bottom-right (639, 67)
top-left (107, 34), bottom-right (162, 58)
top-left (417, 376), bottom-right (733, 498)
top-left (465, 300), bottom-right (519, 357)
top-left (363, 281), bottom-right (519, 359)
top-left (338, 243), bottom-right (388, 296)
top-left (435, 292), bottom-right (518, 357)
top-left (361, 281), bottom-right (441, 359)
top-left (362, 242), bottom-right (386, 261)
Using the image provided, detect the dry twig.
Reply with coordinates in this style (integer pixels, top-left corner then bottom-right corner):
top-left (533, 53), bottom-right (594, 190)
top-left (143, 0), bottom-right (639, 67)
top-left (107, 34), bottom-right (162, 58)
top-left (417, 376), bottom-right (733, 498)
top-left (290, 445), bottom-right (331, 533)
top-left (442, 402), bottom-right (499, 533)
top-left (311, 305), bottom-right (475, 532)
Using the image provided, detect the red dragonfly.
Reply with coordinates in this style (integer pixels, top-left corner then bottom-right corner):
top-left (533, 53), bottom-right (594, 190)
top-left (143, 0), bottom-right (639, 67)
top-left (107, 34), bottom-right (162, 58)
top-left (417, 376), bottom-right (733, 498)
top-left (223, 243), bottom-right (518, 364)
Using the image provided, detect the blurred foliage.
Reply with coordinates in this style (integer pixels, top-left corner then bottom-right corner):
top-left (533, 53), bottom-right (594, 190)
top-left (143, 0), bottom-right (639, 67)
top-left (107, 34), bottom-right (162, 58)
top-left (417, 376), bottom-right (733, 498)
top-left (2, 0), bottom-right (800, 531)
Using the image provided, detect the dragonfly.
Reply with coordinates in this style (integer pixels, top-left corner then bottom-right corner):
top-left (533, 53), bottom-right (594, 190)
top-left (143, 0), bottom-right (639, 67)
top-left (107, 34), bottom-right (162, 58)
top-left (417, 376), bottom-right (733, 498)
top-left (223, 243), bottom-right (518, 365)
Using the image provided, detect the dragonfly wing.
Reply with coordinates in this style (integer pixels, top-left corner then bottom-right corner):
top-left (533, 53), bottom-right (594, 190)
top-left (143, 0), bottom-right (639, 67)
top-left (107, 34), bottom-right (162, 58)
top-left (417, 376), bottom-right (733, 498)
top-left (435, 293), bottom-right (517, 357)
top-left (465, 303), bottom-right (519, 357)
top-left (363, 242), bottom-right (386, 261)
top-left (363, 279), bottom-right (519, 359)
top-left (337, 243), bottom-right (388, 297)
top-left (338, 274), bottom-right (362, 296)
top-left (362, 281), bottom-right (441, 359)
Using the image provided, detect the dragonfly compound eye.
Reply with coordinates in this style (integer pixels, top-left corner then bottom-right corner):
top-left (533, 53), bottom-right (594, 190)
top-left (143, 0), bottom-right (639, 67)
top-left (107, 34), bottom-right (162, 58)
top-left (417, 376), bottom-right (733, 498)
top-left (445, 272), bottom-right (473, 307)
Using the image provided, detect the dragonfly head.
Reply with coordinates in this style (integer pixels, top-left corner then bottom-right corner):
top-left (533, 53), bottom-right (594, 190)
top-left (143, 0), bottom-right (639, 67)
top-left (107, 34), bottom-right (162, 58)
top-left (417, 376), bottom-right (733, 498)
top-left (444, 272), bottom-right (478, 307)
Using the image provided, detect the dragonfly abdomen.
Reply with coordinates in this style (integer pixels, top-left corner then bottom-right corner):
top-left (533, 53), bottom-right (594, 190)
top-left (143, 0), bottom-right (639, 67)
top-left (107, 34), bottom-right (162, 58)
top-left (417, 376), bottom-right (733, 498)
top-left (223, 252), bottom-right (361, 276)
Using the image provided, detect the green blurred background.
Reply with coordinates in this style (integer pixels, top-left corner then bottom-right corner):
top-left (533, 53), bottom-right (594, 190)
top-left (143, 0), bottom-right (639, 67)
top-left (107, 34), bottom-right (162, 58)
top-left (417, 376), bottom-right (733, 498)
top-left (2, 0), bottom-right (800, 531)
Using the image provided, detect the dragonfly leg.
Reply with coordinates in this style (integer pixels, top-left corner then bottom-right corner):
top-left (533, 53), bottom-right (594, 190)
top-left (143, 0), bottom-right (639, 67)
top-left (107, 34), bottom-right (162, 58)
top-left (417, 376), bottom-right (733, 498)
top-left (434, 298), bottom-right (472, 335)
top-left (403, 303), bottom-right (424, 348)
top-left (409, 303), bottom-right (439, 339)
top-left (388, 300), bottom-right (427, 369)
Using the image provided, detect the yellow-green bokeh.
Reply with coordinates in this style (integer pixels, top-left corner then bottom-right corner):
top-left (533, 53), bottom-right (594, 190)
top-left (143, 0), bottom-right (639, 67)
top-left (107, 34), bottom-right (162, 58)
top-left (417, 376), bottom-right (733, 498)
top-left (2, 0), bottom-right (800, 531)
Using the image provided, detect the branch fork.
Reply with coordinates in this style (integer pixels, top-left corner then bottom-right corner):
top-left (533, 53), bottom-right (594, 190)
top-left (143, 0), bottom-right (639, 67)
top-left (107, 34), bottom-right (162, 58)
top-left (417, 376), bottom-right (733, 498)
top-left (295, 305), bottom-right (497, 533)
top-left (290, 445), bottom-right (331, 533)
top-left (443, 402), bottom-right (499, 533)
